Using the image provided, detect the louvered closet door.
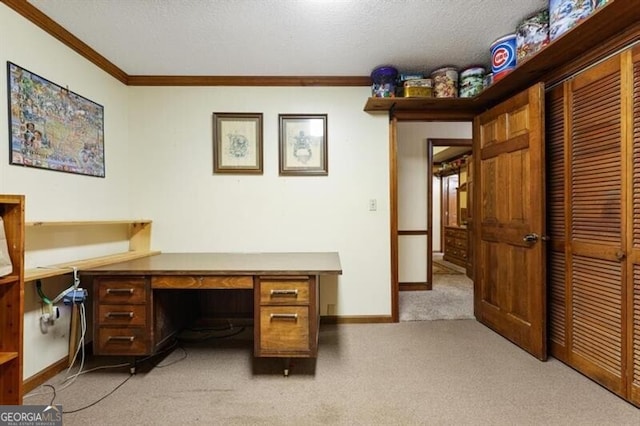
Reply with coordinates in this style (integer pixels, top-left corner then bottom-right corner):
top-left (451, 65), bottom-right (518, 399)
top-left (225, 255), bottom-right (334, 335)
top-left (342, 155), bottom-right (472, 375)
top-left (630, 45), bottom-right (640, 406)
top-left (567, 54), bottom-right (625, 395)
top-left (546, 85), bottom-right (568, 361)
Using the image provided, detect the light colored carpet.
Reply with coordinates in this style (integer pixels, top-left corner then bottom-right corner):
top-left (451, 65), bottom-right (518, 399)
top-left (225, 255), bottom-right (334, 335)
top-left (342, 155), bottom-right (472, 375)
top-left (23, 321), bottom-right (640, 425)
top-left (399, 271), bottom-right (474, 321)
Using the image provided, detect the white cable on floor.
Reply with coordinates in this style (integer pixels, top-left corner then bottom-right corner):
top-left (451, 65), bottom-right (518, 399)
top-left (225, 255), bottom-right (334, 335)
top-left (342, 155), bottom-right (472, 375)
top-left (24, 302), bottom-right (87, 398)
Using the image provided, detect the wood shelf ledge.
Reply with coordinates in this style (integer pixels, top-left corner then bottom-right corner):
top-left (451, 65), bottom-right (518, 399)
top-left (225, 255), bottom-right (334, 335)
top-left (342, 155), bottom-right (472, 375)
top-left (0, 352), bottom-right (19, 365)
top-left (26, 219), bottom-right (152, 227)
top-left (25, 250), bottom-right (161, 281)
top-left (0, 275), bottom-right (20, 286)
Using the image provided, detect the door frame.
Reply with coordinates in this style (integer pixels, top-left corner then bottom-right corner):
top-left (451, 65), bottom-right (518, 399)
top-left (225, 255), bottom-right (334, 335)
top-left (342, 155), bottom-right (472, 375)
top-left (389, 115), bottom-right (474, 322)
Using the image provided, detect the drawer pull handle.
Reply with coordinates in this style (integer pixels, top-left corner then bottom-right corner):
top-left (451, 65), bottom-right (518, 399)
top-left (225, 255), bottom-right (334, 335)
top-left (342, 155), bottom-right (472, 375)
top-left (270, 289), bottom-right (298, 296)
top-left (107, 336), bottom-right (135, 342)
top-left (270, 313), bottom-right (298, 320)
top-left (106, 312), bottom-right (134, 318)
top-left (106, 288), bottom-right (134, 294)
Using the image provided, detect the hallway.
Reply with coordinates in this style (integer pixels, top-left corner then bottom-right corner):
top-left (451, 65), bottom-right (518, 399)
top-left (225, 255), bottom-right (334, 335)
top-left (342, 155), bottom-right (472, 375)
top-left (399, 253), bottom-right (473, 321)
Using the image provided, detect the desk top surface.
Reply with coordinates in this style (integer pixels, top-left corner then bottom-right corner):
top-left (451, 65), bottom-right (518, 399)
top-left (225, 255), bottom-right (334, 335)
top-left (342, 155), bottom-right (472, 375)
top-left (81, 252), bottom-right (342, 276)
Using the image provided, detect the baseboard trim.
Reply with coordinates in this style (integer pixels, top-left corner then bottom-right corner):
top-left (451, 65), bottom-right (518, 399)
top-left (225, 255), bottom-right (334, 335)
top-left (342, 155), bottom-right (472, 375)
top-left (23, 343), bottom-right (93, 394)
top-left (23, 356), bottom-right (68, 394)
top-left (399, 282), bottom-right (432, 291)
top-left (321, 315), bottom-right (394, 324)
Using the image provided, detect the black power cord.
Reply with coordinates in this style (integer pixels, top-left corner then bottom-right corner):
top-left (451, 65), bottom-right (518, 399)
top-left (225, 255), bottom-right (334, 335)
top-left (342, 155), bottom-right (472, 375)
top-left (46, 338), bottom-right (185, 414)
top-left (39, 321), bottom-right (245, 414)
top-left (62, 373), bottom-right (133, 414)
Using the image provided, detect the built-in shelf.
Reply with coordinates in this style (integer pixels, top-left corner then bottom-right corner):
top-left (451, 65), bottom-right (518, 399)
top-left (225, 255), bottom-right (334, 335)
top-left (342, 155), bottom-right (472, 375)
top-left (24, 219), bottom-right (158, 282)
top-left (25, 250), bottom-right (161, 281)
top-left (364, 97), bottom-right (479, 112)
top-left (0, 275), bottom-right (19, 286)
top-left (0, 352), bottom-right (19, 364)
top-left (364, 0), bottom-right (640, 113)
top-left (0, 194), bottom-right (24, 405)
top-left (26, 220), bottom-right (152, 227)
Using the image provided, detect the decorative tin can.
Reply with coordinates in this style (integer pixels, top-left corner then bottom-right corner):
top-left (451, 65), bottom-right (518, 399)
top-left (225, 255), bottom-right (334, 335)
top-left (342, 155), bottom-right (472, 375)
top-left (549, 0), bottom-right (593, 41)
top-left (591, 0), bottom-right (608, 9)
top-left (483, 73), bottom-right (493, 89)
top-left (371, 66), bottom-right (398, 98)
top-left (397, 73), bottom-right (424, 96)
top-left (490, 34), bottom-right (517, 82)
top-left (516, 9), bottom-right (550, 63)
top-left (403, 78), bottom-right (433, 98)
top-left (459, 66), bottom-right (485, 98)
top-left (398, 73), bottom-right (424, 82)
top-left (430, 67), bottom-right (458, 98)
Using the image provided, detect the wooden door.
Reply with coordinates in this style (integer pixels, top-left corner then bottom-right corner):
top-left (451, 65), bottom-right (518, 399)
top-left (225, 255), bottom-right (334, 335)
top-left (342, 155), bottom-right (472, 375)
top-left (629, 45), bottom-right (640, 406)
top-left (473, 84), bottom-right (547, 360)
top-left (442, 174), bottom-right (459, 227)
top-left (566, 54), bottom-right (626, 395)
top-left (465, 155), bottom-right (474, 278)
top-left (547, 47), bottom-right (640, 407)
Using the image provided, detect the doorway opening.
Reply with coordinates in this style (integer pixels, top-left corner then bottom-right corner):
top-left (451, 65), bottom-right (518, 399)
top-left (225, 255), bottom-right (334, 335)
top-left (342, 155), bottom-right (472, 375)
top-left (393, 123), bottom-right (473, 321)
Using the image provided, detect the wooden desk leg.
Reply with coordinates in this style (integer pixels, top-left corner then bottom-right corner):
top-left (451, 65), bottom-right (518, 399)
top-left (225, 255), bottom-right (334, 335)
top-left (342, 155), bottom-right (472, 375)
top-left (283, 358), bottom-right (291, 377)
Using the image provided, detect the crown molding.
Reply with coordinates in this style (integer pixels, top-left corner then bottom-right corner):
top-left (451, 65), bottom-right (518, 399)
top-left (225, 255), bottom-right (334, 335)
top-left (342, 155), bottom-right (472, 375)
top-left (2, 0), bottom-right (129, 84)
top-left (127, 75), bottom-right (371, 86)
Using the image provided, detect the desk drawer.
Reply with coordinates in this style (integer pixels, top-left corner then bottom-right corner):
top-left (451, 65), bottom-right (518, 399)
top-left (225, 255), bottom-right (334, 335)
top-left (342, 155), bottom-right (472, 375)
top-left (97, 278), bottom-right (147, 304)
top-left (259, 279), bottom-right (310, 304)
top-left (259, 306), bottom-right (309, 352)
top-left (95, 327), bottom-right (150, 356)
top-left (152, 275), bottom-right (253, 289)
top-left (98, 304), bottom-right (146, 326)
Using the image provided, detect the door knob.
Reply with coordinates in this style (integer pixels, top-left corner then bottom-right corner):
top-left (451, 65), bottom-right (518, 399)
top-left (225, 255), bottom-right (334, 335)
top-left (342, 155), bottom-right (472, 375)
top-left (523, 233), bottom-right (539, 243)
top-left (523, 233), bottom-right (550, 243)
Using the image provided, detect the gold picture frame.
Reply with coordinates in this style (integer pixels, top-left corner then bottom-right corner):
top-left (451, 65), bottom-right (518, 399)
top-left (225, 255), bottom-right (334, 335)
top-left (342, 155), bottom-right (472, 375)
top-left (278, 114), bottom-right (328, 176)
top-left (213, 112), bottom-right (263, 174)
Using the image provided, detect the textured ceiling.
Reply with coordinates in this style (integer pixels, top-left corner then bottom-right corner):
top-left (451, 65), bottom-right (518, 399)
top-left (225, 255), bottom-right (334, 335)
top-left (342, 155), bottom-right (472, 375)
top-left (26, 0), bottom-right (548, 77)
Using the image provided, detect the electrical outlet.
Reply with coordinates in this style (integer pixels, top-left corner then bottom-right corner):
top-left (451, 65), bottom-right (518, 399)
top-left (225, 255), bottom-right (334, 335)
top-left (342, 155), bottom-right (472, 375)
top-left (369, 199), bottom-right (377, 211)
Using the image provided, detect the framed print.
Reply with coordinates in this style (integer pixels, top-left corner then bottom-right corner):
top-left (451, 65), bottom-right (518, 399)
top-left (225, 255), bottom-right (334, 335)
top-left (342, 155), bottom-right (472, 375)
top-left (7, 62), bottom-right (105, 177)
top-left (213, 112), bottom-right (263, 174)
top-left (278, 114), bottom-right (328, 176)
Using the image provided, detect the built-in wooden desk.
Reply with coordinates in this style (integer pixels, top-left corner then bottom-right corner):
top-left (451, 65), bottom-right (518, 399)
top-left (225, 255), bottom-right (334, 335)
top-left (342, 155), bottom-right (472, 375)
top-left (81, 252), bottom-right (342, 373)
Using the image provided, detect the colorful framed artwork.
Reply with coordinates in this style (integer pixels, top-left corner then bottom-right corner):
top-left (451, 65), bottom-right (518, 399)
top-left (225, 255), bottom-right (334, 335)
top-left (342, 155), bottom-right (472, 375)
top-left (278, 114), bottom-right (328, 176)
top-left (7, 62), bottom-right (105, 177)
top-left (212, 112), bottom-right (263, 174)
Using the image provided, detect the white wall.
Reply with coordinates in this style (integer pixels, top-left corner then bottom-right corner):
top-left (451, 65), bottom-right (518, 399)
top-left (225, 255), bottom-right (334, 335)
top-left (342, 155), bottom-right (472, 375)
top-left (1, 4), bottom-right (133, 380)
top-left (1, 4), bottom-right (392, 380)
top-left (127, 86), bottom-right (391, 317)
top-left (0, 6), bottom-right (132, 219)
top-left (433, 175), bottom-right (442, 251)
